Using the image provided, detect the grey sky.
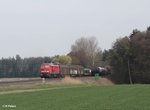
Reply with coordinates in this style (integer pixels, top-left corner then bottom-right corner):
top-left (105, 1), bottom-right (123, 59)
top-left (0, 0), bottom-right (150, 58)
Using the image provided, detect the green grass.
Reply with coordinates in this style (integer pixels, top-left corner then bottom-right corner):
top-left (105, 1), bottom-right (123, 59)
top-left (0, 85), bottom-right (150, 110)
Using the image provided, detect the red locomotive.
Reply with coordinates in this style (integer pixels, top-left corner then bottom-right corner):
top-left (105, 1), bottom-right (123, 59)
top-left (40, 63), bottom-right (60, 78)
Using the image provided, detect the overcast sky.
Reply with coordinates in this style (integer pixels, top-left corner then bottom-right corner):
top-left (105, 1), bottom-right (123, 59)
top-left (0, 0), bottom-right (150, 58)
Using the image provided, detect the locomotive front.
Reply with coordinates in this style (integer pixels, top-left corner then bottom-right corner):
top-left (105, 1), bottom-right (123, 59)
top-left (40, 63), bottom-right (60, 78)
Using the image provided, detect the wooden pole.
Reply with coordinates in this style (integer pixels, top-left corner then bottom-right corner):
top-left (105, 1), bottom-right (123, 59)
top-left (127, 58), bottom-right (133, 84)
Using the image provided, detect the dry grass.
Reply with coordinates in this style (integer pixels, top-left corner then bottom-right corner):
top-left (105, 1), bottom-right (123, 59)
top-left (0, 76), bottom-right (114, 94)
top-left (59, 76), bottom-right (113, 86)
top-left (60, 76), bottom-right (83, 85)
top-left (96, 77), bottom-right (113, 85)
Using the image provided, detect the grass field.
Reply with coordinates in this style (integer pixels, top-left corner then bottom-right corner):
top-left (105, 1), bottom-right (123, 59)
top-left (0, 84), bottom-right (150, 110)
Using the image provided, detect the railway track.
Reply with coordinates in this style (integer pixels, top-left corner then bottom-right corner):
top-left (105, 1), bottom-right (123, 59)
top-left (0, 78), bottom-right (41, 84)
top-left (0, 76), bottom-right (95, 86)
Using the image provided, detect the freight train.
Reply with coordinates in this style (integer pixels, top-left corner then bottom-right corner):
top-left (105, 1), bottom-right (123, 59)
top-left (40, 63), bottom-right (110, 78)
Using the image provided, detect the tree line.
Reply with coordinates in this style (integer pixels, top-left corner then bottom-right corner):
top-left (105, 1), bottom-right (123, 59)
top-left (103, 27), bottom-right (150, 84)
top-left (0, 54), bottom-right (73, 77)
top-left (0, 55), bottom-right (48, 77)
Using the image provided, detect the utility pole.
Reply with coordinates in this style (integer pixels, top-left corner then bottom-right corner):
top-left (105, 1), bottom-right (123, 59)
top-left (127, 58), bottom-right (133, 84)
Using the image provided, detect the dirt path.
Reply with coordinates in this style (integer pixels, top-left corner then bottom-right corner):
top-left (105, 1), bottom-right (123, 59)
top-left (0, 85), bottom-right (89, 95)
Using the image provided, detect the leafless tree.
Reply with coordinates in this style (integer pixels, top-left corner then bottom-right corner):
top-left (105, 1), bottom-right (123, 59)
top-left (70, 37), bottom-right (102, 67)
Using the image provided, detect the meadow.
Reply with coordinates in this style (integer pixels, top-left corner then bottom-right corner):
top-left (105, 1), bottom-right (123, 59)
top-left (0, 84), bottom-right (150, 110)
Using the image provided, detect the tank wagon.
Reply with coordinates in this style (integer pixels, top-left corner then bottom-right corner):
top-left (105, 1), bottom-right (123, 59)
top-left (91, 67), bottom-right (111, 76)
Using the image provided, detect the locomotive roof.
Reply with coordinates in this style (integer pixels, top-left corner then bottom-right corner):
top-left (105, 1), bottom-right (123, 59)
top-left (41, 63), bottom-right (59, 66)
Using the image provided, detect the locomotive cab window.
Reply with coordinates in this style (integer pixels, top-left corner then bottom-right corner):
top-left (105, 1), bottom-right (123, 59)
top-left (45, 65), bottom-right (49, 68)
top-left (41, 65), bottom-right (49, 68)
top-left (41, 65), bottom-right (45, 68)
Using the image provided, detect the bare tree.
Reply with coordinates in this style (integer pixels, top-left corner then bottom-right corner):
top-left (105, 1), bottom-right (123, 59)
top-left (70, 37), bottom-right (102, 67)
top-left (87, 37), bottom-right (101, 67)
